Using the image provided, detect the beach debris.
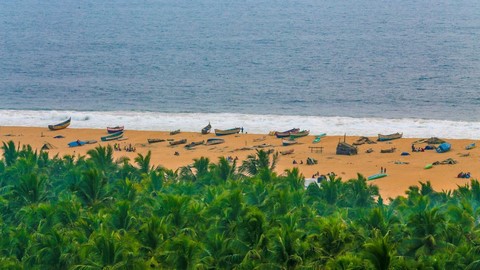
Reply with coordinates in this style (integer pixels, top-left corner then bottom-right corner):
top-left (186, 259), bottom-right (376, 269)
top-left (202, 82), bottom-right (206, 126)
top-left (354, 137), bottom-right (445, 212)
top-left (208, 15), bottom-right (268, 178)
top-left (169, 139), bottom-right (187, 146)
top-left (253, 136), bottom-right (266, 142)
top-left (170, 129), bottom-right (180, 135)
top-left (353, 136), bottom-right (377, 145)
top-left (459, 152), bottom-right (470, 157)
top-left (432, 158), bottom-right (457, 165)
top-left (380, 147), bottom-right (396, 153)
top-left (254, 143), bottom-right (272, 148)
top-left (148, 138), bottom-right (165, 144)
top-left (280, 149), bottom-right (294, 155)
top-left (41, 143), bottom-right (57, 150)
top-left (365, 148), bottom-right (374, 153)
top-left (394, 160), bottom-right (409, 164)
top-left (413, 137), bottom-right (446, 144)
top-left (306, 157), bottom-right (318, 165)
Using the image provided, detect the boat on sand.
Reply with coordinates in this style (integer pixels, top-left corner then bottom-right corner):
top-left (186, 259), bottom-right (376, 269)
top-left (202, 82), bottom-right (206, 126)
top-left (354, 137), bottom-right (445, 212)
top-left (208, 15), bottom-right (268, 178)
top-left (201, 123), bottom-right (212, 134)
top-left (101, 131), bottom-right (124, 142)
top-left (107, 126), bottom-right (124, 134)
top-left (215, 128), bottom-right (241, 136)
top-left (48, 117), bottom-right (71, 131)
top-left (377, 132), bottom-right (402, 141)
top-left (206, 138), bottom-right (225, 145)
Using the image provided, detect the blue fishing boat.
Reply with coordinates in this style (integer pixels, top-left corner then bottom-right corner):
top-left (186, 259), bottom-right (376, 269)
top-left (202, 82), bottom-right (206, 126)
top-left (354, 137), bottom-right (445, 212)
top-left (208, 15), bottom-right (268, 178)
top-left (68, 140), bottom-right (86, 147)
top-left (436, 142), bottom-right (451, 153)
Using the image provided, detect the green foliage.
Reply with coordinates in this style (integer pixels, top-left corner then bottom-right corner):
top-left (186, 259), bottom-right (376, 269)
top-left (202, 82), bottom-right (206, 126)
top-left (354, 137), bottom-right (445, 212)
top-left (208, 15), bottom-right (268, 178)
top-left (0, 142), bottom-right (479, 268)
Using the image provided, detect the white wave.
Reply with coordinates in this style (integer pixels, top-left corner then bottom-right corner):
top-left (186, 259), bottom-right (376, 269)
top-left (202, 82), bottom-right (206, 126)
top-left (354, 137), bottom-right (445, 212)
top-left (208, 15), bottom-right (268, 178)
top-left (1, 110), bottom-right (479, 139)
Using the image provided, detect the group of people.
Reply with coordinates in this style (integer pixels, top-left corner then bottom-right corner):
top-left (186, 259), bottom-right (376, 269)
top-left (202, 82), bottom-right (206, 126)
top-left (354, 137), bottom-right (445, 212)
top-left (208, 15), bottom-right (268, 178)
top-left (380, 167), bottom-right (387, 174)
top-left (292, 157), bottom-right (317, 165)
top-left (113, 143), bottom-right (136, 152)
top-left (411, 144), bottom-right (425, 152)
top-left (226, 156), bottom-right (239, 163)
top-left (311, 171), bottom-right (336, 183)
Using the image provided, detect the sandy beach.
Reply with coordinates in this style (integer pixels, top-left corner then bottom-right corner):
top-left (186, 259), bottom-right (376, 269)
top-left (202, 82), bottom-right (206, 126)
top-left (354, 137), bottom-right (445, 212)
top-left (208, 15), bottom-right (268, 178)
top-left (1, 126), bottom-right (477, 199)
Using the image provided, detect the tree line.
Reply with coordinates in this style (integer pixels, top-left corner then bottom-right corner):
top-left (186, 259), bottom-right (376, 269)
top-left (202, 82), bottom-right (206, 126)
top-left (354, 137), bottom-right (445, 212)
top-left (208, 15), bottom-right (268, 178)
top-left (0, 140), bottom-right (479, 269)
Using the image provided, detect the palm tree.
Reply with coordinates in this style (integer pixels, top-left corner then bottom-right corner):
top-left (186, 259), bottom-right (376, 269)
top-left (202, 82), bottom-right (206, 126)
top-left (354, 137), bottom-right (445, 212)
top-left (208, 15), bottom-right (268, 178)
top-left (77, 168), bottom-right (110, 207)
top-left (240, 149), bottom-right (278, 176)
top-left (210, 156), bottom-right (238, 183)
top-left (86, 145), bottom-right (115, 173)
top-left (2, 140), bottom-right (19, 167)
top-left (13, 173), bottom-right (48, 205)
top-left (134, 150), bottom-right (153, 175)
top-left (363, 231), bottom-right (395, 270)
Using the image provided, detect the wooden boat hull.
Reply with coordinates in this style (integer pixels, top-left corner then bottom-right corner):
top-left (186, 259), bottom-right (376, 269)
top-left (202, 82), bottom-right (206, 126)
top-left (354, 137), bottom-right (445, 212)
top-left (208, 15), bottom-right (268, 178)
top-left (101, 131), bottom-right (124, 141)
top-left (289, 130), bottom-right (310, 138)
top-left (169, 139), bottom-right (187, 146)
top-left (206, 138), bottom-right (225, 145)
top-left (148, 138), bottom-right (165, 144)
top-left (280, 149), bottom-right (294, 155)
top-left (185, 141), bottom-right (204, 148)
top-left (214, 128), bottom-right (241, 136)
top-left (377, 132), bottom-right (403, 141)
top-left (170, 129), bottom-right (181, 135)
top-left (466, 143), bottom-right (476, 150)
top-left (368, 173), bottom-right (387, 180)
top-left (282, 139), bottom-right (298, 146)
top-left (107, 126), bottom-right (124, 134)
top-left (48, 118), bottom-right (71, 131)
top-left (201, 123), bottom-right (212, 134)
top-left (275, 128), bottom-right (300, 138)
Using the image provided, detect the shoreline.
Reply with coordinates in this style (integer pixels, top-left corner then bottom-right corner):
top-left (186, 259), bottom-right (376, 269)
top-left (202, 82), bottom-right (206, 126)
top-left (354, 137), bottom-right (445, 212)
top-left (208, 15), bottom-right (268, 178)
top-left (1, 126), bottom-right (478, 199)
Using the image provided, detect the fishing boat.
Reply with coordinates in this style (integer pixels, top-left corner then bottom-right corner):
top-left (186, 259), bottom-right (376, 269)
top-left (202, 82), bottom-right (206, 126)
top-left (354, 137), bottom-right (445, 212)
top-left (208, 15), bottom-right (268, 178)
top-left (107, 126), bottom-right (124, 134)
top-left (201, 123), bottom-right (212, 134)
top-left (466, 143), bottom-right (476, 150)
top-left (206, 138), bottom-right (225, 145)
top-left (336, 142), bottom-right (358, 155)
top-left (313, 133), bottom-right (327, 143)
top-left (48, 117), bottom-right (71, 131)
top-left (367, 173), bottom-right (387, 180)
top-left (280, 149), bottom-right (294, 155)
top-left (101, 131), bottom-right (124, 142)
top-left (214, 127), bottom-right (241, 136)
top-left (282, 139), bottom-right (298, 146)
top-left (289, 130), bottom-right (310, 138)
top-left (275, 128), bottom-right (300, 138)
top-left (436, 142), bottom-right (451, 153)
top-left (170, 129), bottom-right (181, 135)
top-left (185, 140), bottom-right (204, 149)
top-left (377, 132), bottom-right (403, 141)
top-left (147, 138), bottom-right (165, 144)
top-left (68, 140), bottom-right (86, 147)
top-left (169, 139), bottom-right (187, 146)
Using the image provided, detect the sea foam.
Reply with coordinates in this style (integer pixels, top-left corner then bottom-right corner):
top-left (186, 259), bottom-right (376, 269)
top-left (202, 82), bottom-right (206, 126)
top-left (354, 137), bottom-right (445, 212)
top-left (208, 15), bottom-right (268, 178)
top-left (1, 110), bottom-right (479, 139)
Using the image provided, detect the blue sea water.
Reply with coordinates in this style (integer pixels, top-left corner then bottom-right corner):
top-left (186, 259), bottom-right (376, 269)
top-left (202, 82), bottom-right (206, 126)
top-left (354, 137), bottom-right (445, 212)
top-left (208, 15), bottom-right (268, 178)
top-left (0, 0), bottom-right (479, 137)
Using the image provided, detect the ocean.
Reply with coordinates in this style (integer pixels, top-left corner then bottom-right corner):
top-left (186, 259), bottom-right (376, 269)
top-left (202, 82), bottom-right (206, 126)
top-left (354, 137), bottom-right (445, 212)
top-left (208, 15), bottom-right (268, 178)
top-left (1, 0), bottom-right (479, 138)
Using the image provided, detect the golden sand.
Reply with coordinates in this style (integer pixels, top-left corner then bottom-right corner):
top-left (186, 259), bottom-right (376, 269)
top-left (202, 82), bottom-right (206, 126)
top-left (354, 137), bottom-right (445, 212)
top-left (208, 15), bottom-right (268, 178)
top-left (1, 126), bottom-right (477, 199)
